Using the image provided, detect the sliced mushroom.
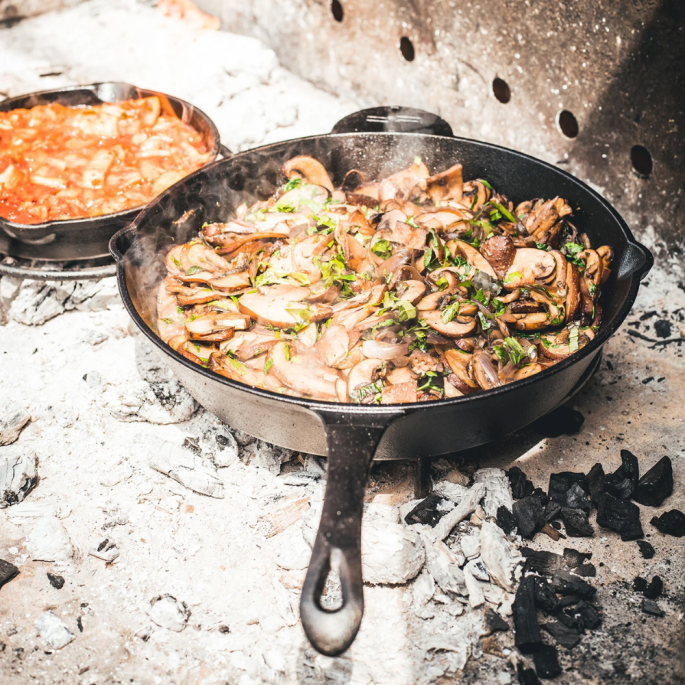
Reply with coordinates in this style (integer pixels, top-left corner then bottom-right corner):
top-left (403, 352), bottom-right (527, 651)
top-left (394, 279), bottom-right (426, 304)
top-left (298, 322), bottom-right (318, 348)
top-left (268, 342), bottom-right (339, 400)
top-left (209, 351), bottom-right (284, 392)
top-left (386, 366), bottom-right (414, 384)
top-left (502, 248), bottom-right (556, 289)
top-left (408, 349), bottom-right (441, 375)
top-left (565, 263), bottom-right (581, 323)
top-left (511, 311), bottom-right (550, 331)
top-left (420, 311), bottom-right (476, 338)
top-left (210, 271), bottom-right (252, 292)
top-left (597, 245), bottom-right (613, 284)
top-left (480, 235), bottom-right (516, 279)
top-left (186, 312), bottom-right (251, 341)
top-left (316, 324), bottom-right (350, 367)
top-left (168, 335), bottom-right (214, 365)
top-left (471, 352), bottom-right (502, 390)
top-left (239, 285), bottom-right (312, 328)
top-left (452, 240), bottom-right (497, 279)
top-left (513, 363), bottom-right (543, 380)
top-left (375, 221), bottom-right (429, 252)
top-left (381, 381), bottom-right (418, 404)
top-left (362, 340), bottom-right (410, 360)
top-left (423, 163), bottom-right (463, 204)
top-left (283, 156), bottom-right (334, 192)
top-left (347, 358), bottom-right (384, 399)
top-left (220, 330), bottom-right (280, 361)
top-left (417, 291), bottom-right (450, 311)
top-left (379, 160), bottom-right (430, 202)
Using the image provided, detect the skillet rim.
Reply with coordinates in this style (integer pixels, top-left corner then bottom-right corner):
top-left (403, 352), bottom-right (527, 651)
top-left (114, 130), bottom-right (651, 417)
top-left (0, 81), bottom-right (221, 233)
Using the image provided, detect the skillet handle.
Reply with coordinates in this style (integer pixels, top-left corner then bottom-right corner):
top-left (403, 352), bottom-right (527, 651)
top-left (331, 106), bottom-right (453, 137)
top-left (618, 240), bottom-right (653, 282)
top-left (109, 224), bottom-right (137, 262)
top-left (300, 411), bottom-right (398, 656)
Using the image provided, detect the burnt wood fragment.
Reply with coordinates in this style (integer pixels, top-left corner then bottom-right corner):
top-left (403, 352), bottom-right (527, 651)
top-left (556, 595), bottom-right (583, 609)
top-left (544, 501), bottom-right (561, 521)
top-left (562, 548), bottom-right (592, 568)
top-left (548, 472), bottom-right (588, 507)
top-left (523, 550), bottom-right (563, 576)
top-left (484, 608), bottom-right (510, 634)
top-left (404, 493), bottom-right (449, 527)
top-left (650, 509), bottom-right (685, 537)
top-left (633, 577), bottom-right (648, 593)
top-left (586, 463), bottom-right (605, 507)
top-left (636, 540), bottom-right (655, 559)
top-left (543, 620), bottom-right (580, 649)
top-left (633, 456), bottom-right (673, 507)
top-left (497, 505), bottom-right (518, 534)
top-left (47, 573), bottom-right (65, 590)
top-left (560, 508), bottom-right (594, 537)
top-left (596, 493), bottom-right (644, 540)
top-left (0, 559), bottom-right (19, 590)
top-left (532, 644), bottom-right (562, 678)
top-left (644, 576), bottom-right (663, 600)
top-left (552, 570), bottom-right (596, 599)
top-left (557, 607), bottom-right (584, 631)
top-left (517, 662), bottom-right (542, 685)
top-left (513, 496), bottom-right (545, 539)
top-left (575, 600), bottom-right (601, 629)
top-left (605, 450), bottom-right (639, 499)
top-left (508, 466), bottom-right (534, 499)
top-left (641, 599), bottom-right (665, 617)
top-left (532, 576), bottom-right (560, 614)
top-left (513, 576), bottom-right (542, 654)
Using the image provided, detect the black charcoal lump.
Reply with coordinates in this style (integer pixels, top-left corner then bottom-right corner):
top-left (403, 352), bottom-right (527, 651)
top-left (561, 482), bottom-right (591, 513)
top-left (517, 662), bottom-right (543, 685)
top-left (604, 450), bottom-right (639, 499)
top-left (497, 505), bottom-right (518, 535)
top-left (523, 549), bottom-right (563, 576)
top-left (650, 509), bottom-right (685, 537)
top-left (637, 540), bottom-right (655, 559)
top-left (562, 548), bottom-right (592, 568)
top-left (533, 576), bottom-right (560, 614)
top-left (533, 644), bottom-right (562, 679)
top-left (483, 608), bottom-right (509, 634)
top-left (586, 462), bottom-right (606, 507)
top-left (633, 456), bottom-right (673, 507)
top-left (633, 577), bottom-right (648, 593)
top-left (644, 576), bottom-right (664, 600)
top-left (0, 559), bottom-right (19, 590)
top-left (575, 600), bottom-right (601, 630)
top-left (543, 620), bottom-right (581, 649)
top-left (549, 472), bottom-right (588, 506)
top-left (513, 576), bottom-right (542, 654)
top-left (47, 573), bottom-right (65, 590)
top-left (596, 493), bottom-right (644, 541)
top-left (559, 508), bottom-right (594, 537)
top-left (641, 599), bottom-right (665, 617)
top-left (513, 496), bottom-right (545, 539)
top-left (404, 494), bottom-right (450, 527)
top-left (508, 466), bottom-right (534, 499)
top-left (552, 570), bottom-right (596, 599)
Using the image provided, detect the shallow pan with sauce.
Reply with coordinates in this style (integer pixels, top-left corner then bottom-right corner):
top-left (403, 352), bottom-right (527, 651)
top-left (0, 81), bottom-right (224, 261)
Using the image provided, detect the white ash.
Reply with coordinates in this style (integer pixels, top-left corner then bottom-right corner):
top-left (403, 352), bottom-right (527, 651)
top-left (473, 467), bottom-right (514, 519)
top-left (0, 404), bottom-right (30, 445)
top-left (432, 480), bottom-right (469, 503)
top-left (433, 481), bottom-right (487, 540)
top-left (89, 538), bottom-right (120, 563)
top-left (26, 516), bottom-right (73, 562)
top-left (34, 611), bottom-right (75, 650)
top-left (274, 529), bottom-right (311, 571)
top-left (460, 532), bottom-right (481, 560)
top-left (480, 520), bottom-right (523, 592)
top-left (361, 518), bottom-right (425, 585)
top-left (420, 532), bottom-right (467, 596)
top-left (149, 440), bottom-right (224, 498)
top-left (0, 445), bottom-right (37, 507)
top-left (463, 560), bottom-right (486, 607)
top-left (148, 595), bottom-right (190, 632)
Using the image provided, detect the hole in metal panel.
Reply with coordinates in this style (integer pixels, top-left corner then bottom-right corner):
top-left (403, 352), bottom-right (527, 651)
top-left (630, 145), bottom-right (653, 178)
top-left (331, 0), bottom-right (343, 22)
top-left (492, 77), bottom-right (511, 103)
top-left (557, 110), bottom-right (579, 138)
top-left (400, 36), bottom-right (415, 62)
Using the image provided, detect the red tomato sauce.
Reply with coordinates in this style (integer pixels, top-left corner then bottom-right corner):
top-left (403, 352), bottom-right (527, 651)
top-left (0, 96), bottom-right (211, 224)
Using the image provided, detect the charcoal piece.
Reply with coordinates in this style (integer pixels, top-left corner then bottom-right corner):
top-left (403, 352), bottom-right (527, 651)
top-left (560, 508), bottom-right (594, 537)
top-left (561, 483), bottom-right (591, 513)
top-left (596, 493), bottom-right (644, 541)
top-left (0, 559), bottom-right (19, 589)
top-left (543, 620), bottom-right (580, 649)
top-left (633, 457), bottom-right (673, 507)
top-left (497, 505), bottom-right (517, 534)
top-left (513, 496), bottom-right (545, 539)
top-left (644, 576), bottom-right (663, 600)
top-left (552, 570), bottom-right (596, 599)
top-left (531, 406), bottom-right (584, 437)
top-left (650, 509), bottom-right (685, 537)
top-left (637, 540), bottom-right (655, 559)
top-left (573, 563), bottom-right (596, 577)
top-left (605, 450), bottom-right (639, 499)
top-left (532, 576), bottom-right (560, 614)
top-left (523, 550), bottom-right (563, 576)
top-left (404, 494), bottom-right (449, 527)
top-left (633, 576), bottom-right (647, 593)
top-left (551, 521), bottom-right (561, 530)
top-left (513, 576), bottom-right (542, 654)
top-left (549, 472), bottom-right (588, 507)
top-left (484, 608), bottom-right (509, 634)
top-left (544, 501), bottom-right (561, 522)
top-left (533, 644), bottom-right (562, 679)
top-left (517, 663), bottom-right (543, 685)
top-left (47, 573), bottom-right (65, 590)
top-left (531, 488), bottom-right (549, 506)
top-left (586, 463), bottom-right (606, 507)
top-left (556, 595), bottom-right (582, 609)
top-left (575, 601), bottom-right (601, 630)
top-left (641, 599), bottom-right (664, 617)
top-left (508, 467), bottom-right (534, 499)
top-left (562, 548), bottom-right (592, 568)
top-left (557, 607), bottom-right (584, 631)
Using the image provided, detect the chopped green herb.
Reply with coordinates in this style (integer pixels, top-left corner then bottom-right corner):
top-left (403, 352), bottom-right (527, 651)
top-left (491, 298), bottom-right (506, 316)
top-left (161, 317), bottom-right (173, 324)
top-left (397, 300), bottom-right (417, 322)
top-left (263, 358), bottom-right (273, 375)
top-left (282, 177), bottom-right (302, 192)
top-left (441, 301), bottom-right (460, 324)
top-left (504, 271), bottom-right (522, 284)
top-left (504, 337), bottom-right (527, 365)
top-left (284, 344), bottom-right (291, 361)
top-left (186, 265), bottom-right (203, 276)
top-left (480, 179), bottom-right (493, 190)
top-left (372, 238), bottom-right (393, 259)
top-left (477, 311), bottom-right (493, 330)
top-left (406, 216), bottom-right (419, 229)
top-left (350, 379), bottom-right (384, 404)
top-left (473, 288), bottom-right (489, 305)
top-left (569, 325), bottom-right (579, 352)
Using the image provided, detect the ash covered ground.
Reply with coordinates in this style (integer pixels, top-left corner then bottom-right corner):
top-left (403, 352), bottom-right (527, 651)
top-left (1, 2), bottom-right (684, 684)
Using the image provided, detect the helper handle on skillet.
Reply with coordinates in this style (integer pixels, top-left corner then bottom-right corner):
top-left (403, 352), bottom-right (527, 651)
top-left (332, 106), bottom-right (453, 137)
top-left (300, 410), bottom-right (402, 656)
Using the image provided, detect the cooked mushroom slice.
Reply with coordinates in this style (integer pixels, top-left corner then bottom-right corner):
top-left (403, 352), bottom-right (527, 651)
top-left (480, 235), bottom-right (516, 279)
top-left (157, 283), bottom-right (188, 342)
top-left (420, 311), bottom-right (476, 337)
top-left (381, 381), bottom-right (418, 404)
top-left (283, 156), bottom-right (334, 192)
top-left (375, 220), bottom-right (428, 251)
top-left (451, 240), bottom-right (497, 279)
top-left (165, 282), bottom-right (219, 306)
top-left (415, 207), bottom-right (470, 232)
top-left (423, 163), bottom-right (463, 204)
top-left (239, 285), bottom-right (332, 329)
top-left (597, 245), bottom-right (613, 284)
top-left (513, 363), bottom-right (543, 380)
top-left (186, 312), bottom-right (251, 341)
top-left (168, 335), bottom-right (215, 365)
top-left (347, 358), bottom-right (384, 401)
top-left (444, 349), bottom-right (478, 389)
top-left (538, 334), bottom-right (572, 360)
top-left (183, 242), bottom-right (232, 274)
top-left (305, 281), bottom-right (341, 304)
top-left (511, 311), bottom-right (550, 331)
top-left (417, 291), bottom-right (451, 311)
top-left (503, 248), bottom-right (556, 289)
top-left (220, 330), bottom-right (280, 361)
top-left (379, 160), bottom-right (430, 202)
top-left (165, 245), bottom-right (186, 278)
top-left (521, 197), bottom-right (572, 244)
top-left (471, 352), bottom-right (502, 390)
top-left (362, 339), bottom-right (411, 360)
top-left (386, 366), bottom-right (414, 384)
top-left (580, 249), bottom-right (603, 296)
top-left (408, 349), bottom-right (441, 375)
top-left (316, 324), bottom-right (350, 367)
top-left (210, 271), bottom-right (252, 292)
top-left (297, 322), bottom-right (319, 348)
top-left (210, 231), bottom-right (291, 255)
top-left (209, 352), bottom-right (284, 392)
top-left (277, 183), bottom-right (330, 209)
top-left (565, 263), bottom-right (581, 322)
top-left (268, 342), bottom-right (340, 400)
top-left (395, 279), bottom-right (426, 304)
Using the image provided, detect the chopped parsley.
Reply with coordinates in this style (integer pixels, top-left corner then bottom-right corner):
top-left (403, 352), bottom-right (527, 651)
top-left (504, 271), bottom-right (522, 284)
top-left (371, 238), bottom-right (393, 259)
top-left (350, 379), bottom-right (384, 404)
top-left (441, 300), bottom-right (460, 324)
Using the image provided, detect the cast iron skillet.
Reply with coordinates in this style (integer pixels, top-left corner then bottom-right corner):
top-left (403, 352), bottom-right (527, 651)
top-left (109, 106), bottom-right (652, 657)
top-left (0, 81), bottom-right (224, 265)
